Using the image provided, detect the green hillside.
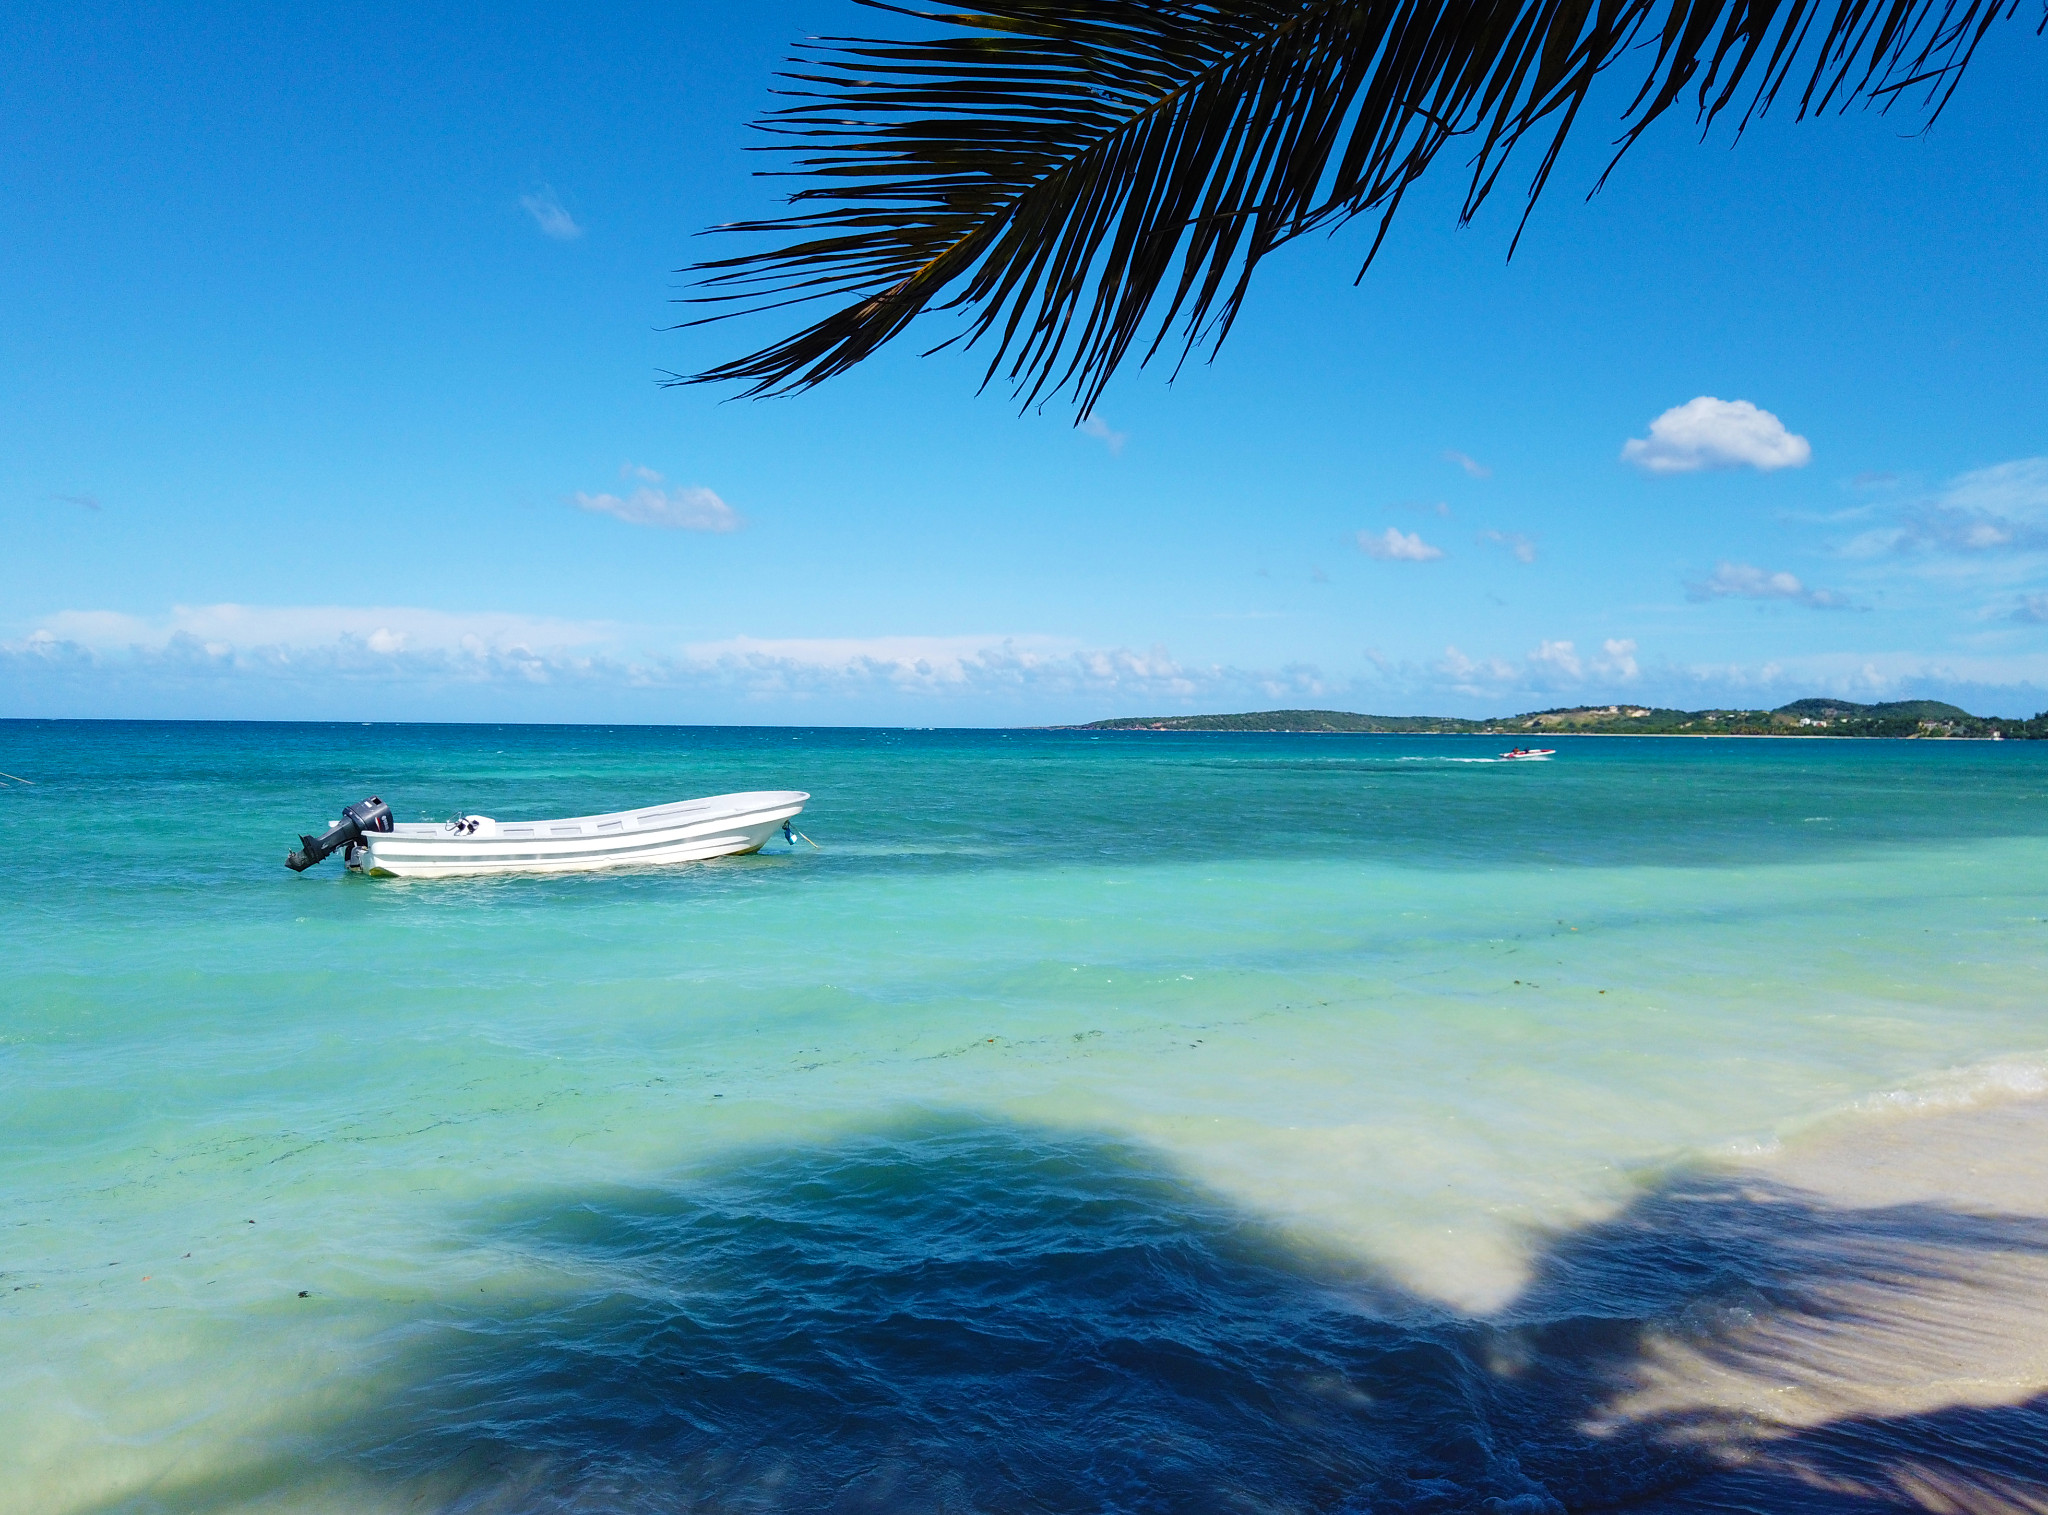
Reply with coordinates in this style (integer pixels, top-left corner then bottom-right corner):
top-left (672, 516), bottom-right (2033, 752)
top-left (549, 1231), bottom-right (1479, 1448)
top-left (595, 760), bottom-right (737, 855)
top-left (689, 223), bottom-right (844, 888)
top-left (1068, 698), bottom-right (2042, 738)
top-left (1774, 698), bottom-right (1975, 722)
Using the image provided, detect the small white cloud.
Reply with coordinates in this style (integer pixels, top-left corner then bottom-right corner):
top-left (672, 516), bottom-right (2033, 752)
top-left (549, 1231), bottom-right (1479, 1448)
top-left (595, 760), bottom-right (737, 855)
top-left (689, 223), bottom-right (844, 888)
top-left (574, 469), bottom-right (741, 533)
top-left (1689, 561), bottom-right (1851, 609)
top-left (1940, 458), bottom-right (2048, 517)
top-left (1079, 415), bottom-right (1126, 455)
top-left (1839, 527), bottom-right (1905, 559)
top-left (1430, 636), bottom-right (1641, 695)
top-left (4, 612), bottom-right (1227, 707)
top-left (520, 185), bottom-right (584, 241)
top-left (1959, 520), bottom-right (2016, 548)
top-left (1443, 449), bottom-right (1491, 479)
top-left (51, 492), bottom-right (100, 511)
top-left (1893, 458), bottom-right (2048, 557)
top-left (1436, 645), bottom-right (1515, 686)
top-left (1478, 529), bottom-right (1536, 563)
top-left (683, 633), bottom-right (1066, 684)
top-left (23, 603), bottom-right (618, 661)
top-left (1622, 397), bottom-right (1811, 475)
top-left (1530, 639), bottom-right (1582, 679)
top-left (1359, 527), bottom-right (1443, 562)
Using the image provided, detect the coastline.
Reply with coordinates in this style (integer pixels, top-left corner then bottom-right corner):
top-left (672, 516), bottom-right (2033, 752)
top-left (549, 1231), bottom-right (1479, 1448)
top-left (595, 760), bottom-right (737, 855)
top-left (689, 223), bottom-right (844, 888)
top-left (1624, 1087), bottom-right (2048, 1510)
top-left (1065, 697), bottom-right (2035, 739)
top-left (1052, 727), bottom-right (2009, 740)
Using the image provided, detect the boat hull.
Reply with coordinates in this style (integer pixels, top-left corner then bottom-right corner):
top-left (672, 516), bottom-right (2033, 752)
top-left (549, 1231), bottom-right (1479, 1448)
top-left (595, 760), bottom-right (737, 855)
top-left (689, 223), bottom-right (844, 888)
top-left (352, 790), bottom-right (808, 878)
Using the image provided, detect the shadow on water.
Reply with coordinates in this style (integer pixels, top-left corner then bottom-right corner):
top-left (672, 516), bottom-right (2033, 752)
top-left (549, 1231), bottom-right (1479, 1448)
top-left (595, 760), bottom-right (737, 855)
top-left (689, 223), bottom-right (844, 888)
top-left (91, 1116), bottom-right (2048, 1514)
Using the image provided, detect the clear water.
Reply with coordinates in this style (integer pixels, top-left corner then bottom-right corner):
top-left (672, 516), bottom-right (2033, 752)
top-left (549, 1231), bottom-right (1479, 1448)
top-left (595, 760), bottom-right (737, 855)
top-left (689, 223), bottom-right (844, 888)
top-left (4, 722), bottom-right (2046, 1513)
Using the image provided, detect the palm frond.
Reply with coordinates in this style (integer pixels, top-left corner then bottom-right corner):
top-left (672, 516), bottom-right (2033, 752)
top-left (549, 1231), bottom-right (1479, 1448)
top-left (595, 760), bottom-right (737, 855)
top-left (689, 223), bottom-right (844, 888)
top-left (676, 0), bottom-right (2029, 414)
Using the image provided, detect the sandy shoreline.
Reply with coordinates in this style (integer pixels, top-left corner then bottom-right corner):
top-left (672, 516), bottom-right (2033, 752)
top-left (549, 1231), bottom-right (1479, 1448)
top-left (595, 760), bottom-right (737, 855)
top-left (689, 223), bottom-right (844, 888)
top-left (1618, 1092), bottom-right (2048, 1511)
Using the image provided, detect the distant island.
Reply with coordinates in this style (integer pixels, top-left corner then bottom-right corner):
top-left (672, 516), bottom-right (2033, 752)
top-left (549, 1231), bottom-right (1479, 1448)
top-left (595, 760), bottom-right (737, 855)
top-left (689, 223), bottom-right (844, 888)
top-left (1062, 698), bottom-right (2045, 739)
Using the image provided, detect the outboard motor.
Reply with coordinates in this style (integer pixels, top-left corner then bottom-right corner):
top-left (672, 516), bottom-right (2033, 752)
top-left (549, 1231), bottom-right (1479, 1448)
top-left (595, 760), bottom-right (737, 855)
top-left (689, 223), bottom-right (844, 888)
top-left (286, 797), bottom-right (393, 872)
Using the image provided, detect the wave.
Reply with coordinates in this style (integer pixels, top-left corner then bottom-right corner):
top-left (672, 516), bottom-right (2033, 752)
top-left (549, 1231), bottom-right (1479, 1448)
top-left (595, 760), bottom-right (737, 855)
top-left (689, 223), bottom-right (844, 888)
top-left (1850, 1052), bottom-right (2048, 1118)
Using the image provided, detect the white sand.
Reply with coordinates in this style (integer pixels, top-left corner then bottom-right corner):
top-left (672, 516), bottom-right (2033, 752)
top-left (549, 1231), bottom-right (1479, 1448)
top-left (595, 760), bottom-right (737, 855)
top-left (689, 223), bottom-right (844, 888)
top-left (1615, 1093), bottom-right (2048, 1511)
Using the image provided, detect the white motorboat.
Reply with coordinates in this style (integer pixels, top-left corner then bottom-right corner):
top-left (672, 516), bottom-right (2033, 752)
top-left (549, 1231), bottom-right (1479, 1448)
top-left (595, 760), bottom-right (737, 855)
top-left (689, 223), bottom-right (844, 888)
top-left (1497, 747), bottom-right (1556, 761)
top-left (286, 790), bottom-right (809, 878)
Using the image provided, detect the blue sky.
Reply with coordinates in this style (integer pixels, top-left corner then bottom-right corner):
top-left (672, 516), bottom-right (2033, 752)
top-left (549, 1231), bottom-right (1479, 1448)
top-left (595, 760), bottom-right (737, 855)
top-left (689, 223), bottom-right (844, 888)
top-left (4, 3), bottom-right (2045, 724)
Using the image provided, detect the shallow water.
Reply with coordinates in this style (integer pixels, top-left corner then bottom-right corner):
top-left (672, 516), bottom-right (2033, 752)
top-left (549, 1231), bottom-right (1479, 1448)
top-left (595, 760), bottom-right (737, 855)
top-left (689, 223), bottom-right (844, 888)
top-left (3, 722), bottom-right (2046, 1512)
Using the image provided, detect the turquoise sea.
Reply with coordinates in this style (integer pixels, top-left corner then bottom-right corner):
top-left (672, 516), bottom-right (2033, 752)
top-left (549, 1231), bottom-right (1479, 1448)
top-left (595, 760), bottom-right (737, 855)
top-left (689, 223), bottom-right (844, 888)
top-left (4, 721), bottom-right (2047, 1513)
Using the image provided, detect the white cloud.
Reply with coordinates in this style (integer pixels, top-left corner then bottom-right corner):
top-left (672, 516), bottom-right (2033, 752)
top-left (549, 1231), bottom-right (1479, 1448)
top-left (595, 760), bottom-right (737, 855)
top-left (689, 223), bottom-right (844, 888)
top-left (1430, 636), bottom-right (1640, 698)
top-left (1891, 458), bottom-right (2048, 557)
top-left (19, 605), bottom-right (2048, 722)
top-left (1622, 397), bottom-right (1811, 475)
top-left (2, 610), bottom-right (1226, 709)
top-left (1359, 527), bottom-right (1443, 562)
top-left (1477, 529), bottom-right (1536, 562)
top-left (681, 634), bottom-right (1072, 689)
top-left (1941, 458), bottom-right (2048, 516)
top-left (1649, 649), bottom-right (2048, 715)
top-left (1435, 645), bottom-right (1515, 686)
top-left (30, 603), bottom-right (618, 657)
top-left (1688, 561), bottom-right (1853, 609)
top-left (1826, 462), bottom-right (2048, 566)
top-left (678, 634), bottom-right (1255, 705)
top-left (1529, 639), bottom-right (1582, 679)
top-left (520, 185), bottom-right (583, 241)
top-left (1443, 449), bottom-right (1491, 479)
top-left (1838, 526), bottom-right (1908, 559)
top-left (574, 465), bottom-right (741, 532)
top-left (5, 605), bottom-right (621, 693)
top-left (1079, 415), bottom-right (1126, 455)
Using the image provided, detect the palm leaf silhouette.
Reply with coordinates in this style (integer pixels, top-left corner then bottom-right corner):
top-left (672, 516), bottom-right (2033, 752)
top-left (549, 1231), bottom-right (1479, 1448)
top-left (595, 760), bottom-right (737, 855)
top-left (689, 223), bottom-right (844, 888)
top-left (677, 0), bottom-right (2030, 414)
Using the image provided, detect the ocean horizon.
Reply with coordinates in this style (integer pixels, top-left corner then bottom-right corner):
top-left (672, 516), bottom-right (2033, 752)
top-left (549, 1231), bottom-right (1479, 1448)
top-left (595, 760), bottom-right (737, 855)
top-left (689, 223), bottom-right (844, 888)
top-left (6, 719), bottom-right (2048, 1512)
